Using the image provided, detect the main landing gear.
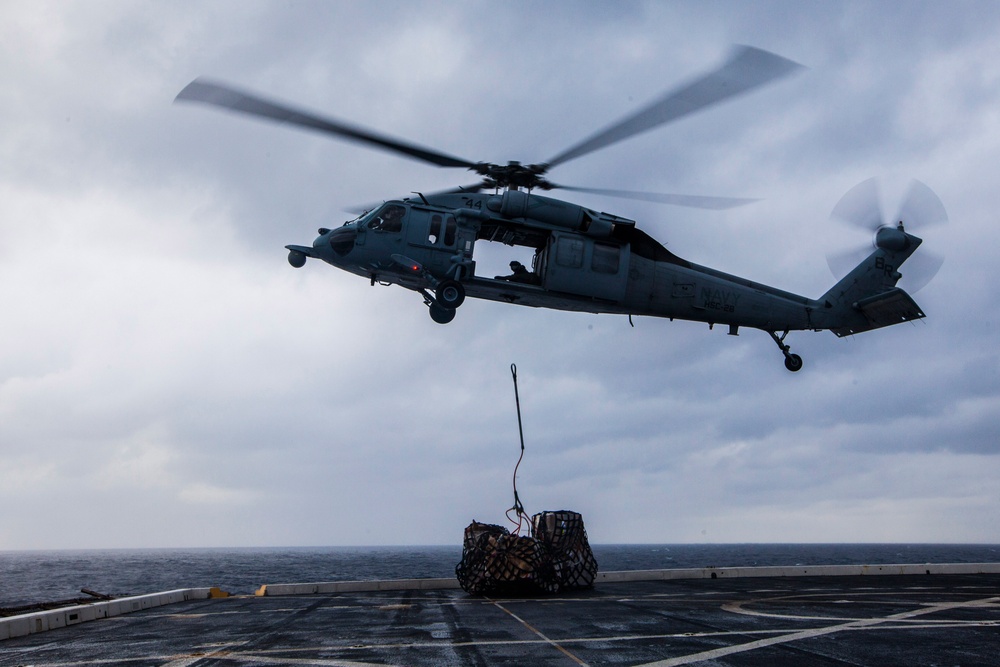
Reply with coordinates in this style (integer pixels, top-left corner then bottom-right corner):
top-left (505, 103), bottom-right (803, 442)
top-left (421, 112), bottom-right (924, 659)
top-left (386, 253), bottom-right (467, 324)
top-left (435, 279), bottom-right (465, 309)
top-left (424, 279), bottom-right (465, 325)
top-left (768, 330), bottom-right (803, 372)
top-left (428, 301), bottom-right (456, 324)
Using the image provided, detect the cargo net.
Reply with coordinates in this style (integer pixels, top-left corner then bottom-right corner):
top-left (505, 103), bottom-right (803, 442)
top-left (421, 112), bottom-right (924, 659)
top-left (455, 511), bottom-right (598, 596)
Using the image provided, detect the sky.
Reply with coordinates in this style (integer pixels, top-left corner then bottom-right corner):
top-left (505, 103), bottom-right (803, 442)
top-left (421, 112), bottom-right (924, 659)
top-left (2, 0), bottom-right (999, 550)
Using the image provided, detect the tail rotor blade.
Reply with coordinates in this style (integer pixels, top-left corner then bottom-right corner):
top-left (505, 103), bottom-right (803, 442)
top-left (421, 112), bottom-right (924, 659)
top-left (826, 245), bottom-right (871, 278)
top-left (896, 179), bottom-right (948, 229)
top-left (826, 177), bottom-right (947, 293)
top-left (830, 177), bottom-right (884, 230)
top-left (900, 249), bottom-right (944, 294)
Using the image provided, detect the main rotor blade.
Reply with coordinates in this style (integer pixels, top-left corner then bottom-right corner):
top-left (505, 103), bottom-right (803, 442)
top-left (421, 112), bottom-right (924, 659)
top-left (348, 182), bottom-right (489, 214)
top-left (545, 46), bottom-right (804, 169)
top-left (551, 184), bottom-right (758, 209)
top-left (176, 78), bottom-right (479, 169)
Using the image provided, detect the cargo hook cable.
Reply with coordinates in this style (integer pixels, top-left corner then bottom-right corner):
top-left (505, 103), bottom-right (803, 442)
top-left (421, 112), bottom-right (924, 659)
top-left (506, 363), bottom-right (529, 535)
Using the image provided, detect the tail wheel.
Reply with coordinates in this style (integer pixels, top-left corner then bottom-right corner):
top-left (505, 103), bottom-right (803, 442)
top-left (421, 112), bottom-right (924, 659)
top-left (435, 280), bottom-right (465, 309)
top-left (768, 331), bottom-right (803, 372)
top-left (784, 354), bottom-right (803, 372)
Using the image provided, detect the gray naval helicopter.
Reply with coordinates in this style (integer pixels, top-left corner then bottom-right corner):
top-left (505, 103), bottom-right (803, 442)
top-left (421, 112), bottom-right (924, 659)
top-left (177, 47), bottom-right (946, 372)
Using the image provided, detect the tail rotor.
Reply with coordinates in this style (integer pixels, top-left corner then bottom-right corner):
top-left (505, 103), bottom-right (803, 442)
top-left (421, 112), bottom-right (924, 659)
top-left (827, 177), bottom-right (947, 293)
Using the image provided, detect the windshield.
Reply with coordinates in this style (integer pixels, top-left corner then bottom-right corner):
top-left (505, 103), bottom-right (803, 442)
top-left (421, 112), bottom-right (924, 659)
top-left (366, 204), bottom-right (405, 233)
top-left (344, 207), bottom-right (380, 227)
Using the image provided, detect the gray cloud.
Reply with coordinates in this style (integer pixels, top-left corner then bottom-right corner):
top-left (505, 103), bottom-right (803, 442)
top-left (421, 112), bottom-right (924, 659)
top-left (2, 0), bottom-right (1000, 548)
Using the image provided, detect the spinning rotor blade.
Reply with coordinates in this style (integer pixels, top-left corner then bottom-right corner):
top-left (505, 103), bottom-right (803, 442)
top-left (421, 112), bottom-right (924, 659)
top-left (827, 243), bottom-right (943, 293)
top-left (426, 181), bottom-right (492, 196)
top-left (178, 48), bottom-right (801, 207)
top-left (176, 78), bottom-right (478, 169)
top-left (827, 177), bottom-right (947, 293)
top-left (349, 182), bottom-right (489, 214)
top-left (895, 179), bottom-right (947, 291)
top-left (900, 251), bottom-right (945, 294)
top-left (826, 245), bottom-right (872, 279)
top-left (545, 46), bottom-right (804, 169)
top-left (830, 177), bottom-right (884, 230)
top-left (896, 179), bottom-right (948, 229)
top-left (551, 184), bottom-right (758, 209)
top-left (829, 177), bottom-right (949, 233)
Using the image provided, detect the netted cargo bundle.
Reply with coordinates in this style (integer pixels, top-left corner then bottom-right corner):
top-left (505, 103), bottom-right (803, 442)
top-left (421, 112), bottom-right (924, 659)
top-left (455, 512), bottom-right (597, 595)
top-left (533, 510), bottom-right (598, 591)
top-left (454, 522), bottom-right (552, 595)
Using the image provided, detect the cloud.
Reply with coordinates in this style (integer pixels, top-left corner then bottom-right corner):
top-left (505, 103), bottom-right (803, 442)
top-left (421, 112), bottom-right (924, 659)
top-left (2, 0), bottom-right (1000, 548)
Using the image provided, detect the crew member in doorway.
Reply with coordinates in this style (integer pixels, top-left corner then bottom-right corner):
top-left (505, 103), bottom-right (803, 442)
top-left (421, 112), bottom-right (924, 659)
top-left (497, 260), bottom-right (541, 285)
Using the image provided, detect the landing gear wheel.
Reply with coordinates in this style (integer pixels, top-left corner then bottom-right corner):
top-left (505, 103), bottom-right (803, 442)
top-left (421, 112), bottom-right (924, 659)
top-left (429, 302), bottom-right (456, 324)
top-left (767, 330), bottom-right (804, 373)
top-left (435, 280), bottom-right (465, 309)
top-left (784, 353), bottom-right (803, 372)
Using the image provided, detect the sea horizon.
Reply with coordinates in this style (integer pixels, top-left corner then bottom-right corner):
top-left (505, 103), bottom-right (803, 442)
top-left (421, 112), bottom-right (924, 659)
top-left (4, 543), bottom-right (1000, 609)
top-left (4, 541), bottom-right (1000, 553)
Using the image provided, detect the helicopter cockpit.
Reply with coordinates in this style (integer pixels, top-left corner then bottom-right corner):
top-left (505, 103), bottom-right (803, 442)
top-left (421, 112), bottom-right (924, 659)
top-left (367, 203), bottom-right (405, 232)
top-left (321, 203), bottom-right (406, 257)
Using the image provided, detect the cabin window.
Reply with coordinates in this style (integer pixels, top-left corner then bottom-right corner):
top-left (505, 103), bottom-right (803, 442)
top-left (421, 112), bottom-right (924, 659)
top-left (443, 215), bottom-right (457, 246)
top-left (591, 242), bottom-right (620, 274)
top-left (368, 204), bottom-right (405, 233)
top-left (428, 215), bottom-right (441, 243)
top-left (556, 236), bottom-right (584, 268)
top-left (427, 214), bottom-right (456, 246)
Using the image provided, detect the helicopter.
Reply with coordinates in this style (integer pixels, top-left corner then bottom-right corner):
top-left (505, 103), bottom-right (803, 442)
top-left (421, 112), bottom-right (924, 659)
top-left (176, 46), bottom-right (946, 372)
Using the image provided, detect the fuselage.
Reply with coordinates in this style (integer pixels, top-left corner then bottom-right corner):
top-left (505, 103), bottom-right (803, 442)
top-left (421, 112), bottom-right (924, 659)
top-left (290, 190), bottom-right (921, 340)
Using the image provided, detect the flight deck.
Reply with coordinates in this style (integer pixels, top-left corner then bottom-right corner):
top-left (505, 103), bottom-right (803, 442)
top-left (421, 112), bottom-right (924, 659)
top-left (3, 565), bottom-right (999, 666)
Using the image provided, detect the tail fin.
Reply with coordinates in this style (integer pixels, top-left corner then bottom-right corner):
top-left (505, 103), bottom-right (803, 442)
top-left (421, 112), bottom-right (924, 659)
top-left (820, 226), bottom-right (926, 337)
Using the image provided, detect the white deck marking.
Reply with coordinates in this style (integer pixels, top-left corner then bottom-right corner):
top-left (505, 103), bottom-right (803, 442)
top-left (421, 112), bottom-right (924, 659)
top-left (635, 595), bottom-right (1000, 667)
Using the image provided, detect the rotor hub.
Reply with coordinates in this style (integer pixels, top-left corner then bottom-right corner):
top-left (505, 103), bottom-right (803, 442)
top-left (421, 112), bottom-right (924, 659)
top-left (474, 162), bottom-right (552, 191)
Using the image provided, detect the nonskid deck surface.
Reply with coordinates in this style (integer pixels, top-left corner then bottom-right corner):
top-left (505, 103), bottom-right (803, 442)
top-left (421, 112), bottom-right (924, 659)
top-left (3, 574), bottom-right (999, 666)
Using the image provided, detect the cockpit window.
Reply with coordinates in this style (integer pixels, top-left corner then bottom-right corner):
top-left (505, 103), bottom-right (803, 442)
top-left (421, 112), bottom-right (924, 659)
top-left (328, 226), bottom-right (357, 256)
top-left (368, 204), bottom-right (405, 233)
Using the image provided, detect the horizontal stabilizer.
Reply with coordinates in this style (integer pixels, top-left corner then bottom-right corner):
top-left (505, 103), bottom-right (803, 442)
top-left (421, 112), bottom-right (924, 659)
top-left (831, 288), bottom-right (925, 337)
top-left (285, 244), bottom-right (318, 258)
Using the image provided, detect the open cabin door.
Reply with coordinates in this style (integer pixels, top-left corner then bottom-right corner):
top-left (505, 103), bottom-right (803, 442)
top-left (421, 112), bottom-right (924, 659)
top-left (541, 232), bottom-right (629, 302)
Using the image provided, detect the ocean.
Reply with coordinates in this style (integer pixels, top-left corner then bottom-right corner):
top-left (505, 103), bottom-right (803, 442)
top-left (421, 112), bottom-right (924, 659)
top-left (2, 544), bottom-right (999, 609)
